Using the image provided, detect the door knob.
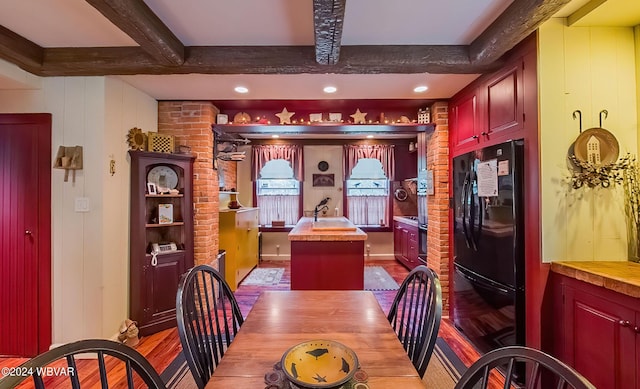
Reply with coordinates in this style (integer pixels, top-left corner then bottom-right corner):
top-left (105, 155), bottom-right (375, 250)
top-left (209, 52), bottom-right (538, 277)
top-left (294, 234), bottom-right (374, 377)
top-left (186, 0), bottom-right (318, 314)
top-left (619, 320), bottom-right (631, 327)
top-left (25, 230), bottom-right (32, 235)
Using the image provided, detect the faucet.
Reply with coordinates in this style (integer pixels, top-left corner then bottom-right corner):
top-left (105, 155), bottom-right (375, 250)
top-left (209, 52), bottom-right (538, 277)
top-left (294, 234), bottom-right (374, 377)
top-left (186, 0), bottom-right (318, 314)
top-left (314, 197), bottom-right (331, 221)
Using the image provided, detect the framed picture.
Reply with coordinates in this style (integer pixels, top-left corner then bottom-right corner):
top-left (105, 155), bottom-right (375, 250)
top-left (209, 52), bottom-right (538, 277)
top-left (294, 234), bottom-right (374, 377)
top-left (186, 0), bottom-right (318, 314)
top-left (312, 173), bottom-right (335, 187)
top-left (309, 113), bottom-right (323, 122)
top-left (158, 204), bottom-right (174, 224)
top-left (147, 182), bottom-right (157, 195)
top-left (329, 113), bottom-right (342, 122)
top-left (217, 114), bottom-right (229, 124)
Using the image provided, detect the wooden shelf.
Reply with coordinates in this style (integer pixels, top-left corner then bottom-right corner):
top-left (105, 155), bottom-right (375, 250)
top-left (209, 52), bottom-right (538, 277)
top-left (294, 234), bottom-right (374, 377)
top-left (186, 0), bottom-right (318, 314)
top-left (214, 123), bottom-right (434, 135)
top-left (144, 250), bottom-right (185, 257)
top-left (129, 150), bottom-right (195, 337)
top-left (145, 194), bottom-right (184, 198)
top-left (145, 222), bottom-right (185, 228)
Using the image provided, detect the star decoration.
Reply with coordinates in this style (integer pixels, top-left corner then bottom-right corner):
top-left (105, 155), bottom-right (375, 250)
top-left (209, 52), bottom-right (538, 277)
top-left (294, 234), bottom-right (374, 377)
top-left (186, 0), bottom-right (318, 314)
top-left (275, 107), bottom-right (295, 124)
top-left (350, 109), bottom-right (367, 124)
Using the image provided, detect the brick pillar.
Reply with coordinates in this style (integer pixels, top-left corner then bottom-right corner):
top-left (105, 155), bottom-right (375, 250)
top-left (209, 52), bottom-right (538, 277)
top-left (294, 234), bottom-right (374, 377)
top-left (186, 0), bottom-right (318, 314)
top-left (218, 160), bottom-right (237, 190)
top-left (158, 101), bottom-right (220, 267)
top-left (427, 101), bottom-right (450, 313)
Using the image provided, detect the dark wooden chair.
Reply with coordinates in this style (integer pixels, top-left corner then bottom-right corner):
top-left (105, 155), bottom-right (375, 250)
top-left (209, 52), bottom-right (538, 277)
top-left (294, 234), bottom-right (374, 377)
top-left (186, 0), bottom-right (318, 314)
top-left (387, 265), bottom-right (442, 378)
top-left (0, 339), bottom-right (166, 389)
top-left (176, 264), bottom-right (244, 389)
top-left (453, 346), bottom-right (597, 389)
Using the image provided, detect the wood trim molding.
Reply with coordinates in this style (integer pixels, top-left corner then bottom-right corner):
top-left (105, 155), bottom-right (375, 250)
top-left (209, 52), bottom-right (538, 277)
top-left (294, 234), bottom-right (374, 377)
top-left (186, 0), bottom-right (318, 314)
top-left (0, 0), bottom-right (565, 76)
top-left (313, 0), bottom-right (346, 65)
top-left (85, 0), bottom-right (184, 66)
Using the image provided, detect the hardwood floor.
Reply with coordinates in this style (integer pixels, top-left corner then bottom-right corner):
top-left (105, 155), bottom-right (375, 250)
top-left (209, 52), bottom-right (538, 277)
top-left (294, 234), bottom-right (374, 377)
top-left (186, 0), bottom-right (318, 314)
top-left (0, 259), bottom-right (493, 388)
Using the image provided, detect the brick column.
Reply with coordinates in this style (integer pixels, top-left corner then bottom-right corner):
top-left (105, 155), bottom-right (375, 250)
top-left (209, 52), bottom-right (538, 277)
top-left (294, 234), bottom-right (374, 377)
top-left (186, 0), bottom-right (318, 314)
top-left (158, 101), bottom-right (220, 267)
top-left (217, 160), bottom-right (237, 190)
top-left (427, 101), bottom-right (450, 312)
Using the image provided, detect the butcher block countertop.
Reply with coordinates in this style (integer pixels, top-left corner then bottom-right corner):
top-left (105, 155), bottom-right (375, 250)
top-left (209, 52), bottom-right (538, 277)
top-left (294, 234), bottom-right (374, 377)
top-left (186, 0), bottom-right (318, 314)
top-left (551, 261), bottom-right (640, 298)
top-left (288, 217), bottom-right (367, 241)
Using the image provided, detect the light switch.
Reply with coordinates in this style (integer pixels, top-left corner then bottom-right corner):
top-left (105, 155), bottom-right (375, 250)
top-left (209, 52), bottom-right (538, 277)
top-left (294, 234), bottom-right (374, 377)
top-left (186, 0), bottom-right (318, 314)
top-left (75, 197), bottom-right (90, 212)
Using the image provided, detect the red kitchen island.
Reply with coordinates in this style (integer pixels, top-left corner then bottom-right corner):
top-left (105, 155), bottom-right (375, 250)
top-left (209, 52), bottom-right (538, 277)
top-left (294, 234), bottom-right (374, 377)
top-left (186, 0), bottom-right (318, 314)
top-left (288, 217), bottom-right (367, 290)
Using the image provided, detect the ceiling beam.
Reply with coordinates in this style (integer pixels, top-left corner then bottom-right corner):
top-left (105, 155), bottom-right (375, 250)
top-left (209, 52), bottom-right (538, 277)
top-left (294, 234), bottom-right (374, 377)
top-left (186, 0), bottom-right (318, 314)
top-left (36, 45), bottom-right (501, 76)
top-left (0, 0), bottom-right (564, 77)
top-left (85, 0), bottom-right (184, 66)
top-left (0, 25), bottom-right (43, 73)
top-left (313, 0), bottom-right (346, 65)
top-left (469, 0), bottom-right (570, 66)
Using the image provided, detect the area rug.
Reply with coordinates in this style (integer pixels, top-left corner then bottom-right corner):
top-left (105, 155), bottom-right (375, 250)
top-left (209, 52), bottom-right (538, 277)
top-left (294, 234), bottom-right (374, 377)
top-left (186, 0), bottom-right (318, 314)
top-left (240, 267), bottom-right (284, 286)
top-left (160, 338), bottom-right (467, 389)
top-left (160, 351), bottom-right (196, 389)
top-left (364, 266), bottom-right (400, 290)
top-left (423, 337), bottom-right (467, 388)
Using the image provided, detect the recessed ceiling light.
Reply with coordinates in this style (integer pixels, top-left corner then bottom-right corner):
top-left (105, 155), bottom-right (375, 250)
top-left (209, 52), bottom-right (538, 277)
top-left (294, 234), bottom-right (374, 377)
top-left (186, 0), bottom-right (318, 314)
top-left (234, 86), bottom-right (249, 94)
top-left (272, 134), bottom-right (280, 138)
top-left (323, 86), bottom-right (337, 93)
top-left (366, 135), bottom-right (374, 139)
top-left (413, 85), bottom-right (428, 93)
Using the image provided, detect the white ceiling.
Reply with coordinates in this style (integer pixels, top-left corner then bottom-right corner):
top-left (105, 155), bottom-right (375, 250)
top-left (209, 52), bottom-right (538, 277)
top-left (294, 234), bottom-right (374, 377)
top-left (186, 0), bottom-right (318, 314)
top-left (0, 0), bottom-right (638, 100)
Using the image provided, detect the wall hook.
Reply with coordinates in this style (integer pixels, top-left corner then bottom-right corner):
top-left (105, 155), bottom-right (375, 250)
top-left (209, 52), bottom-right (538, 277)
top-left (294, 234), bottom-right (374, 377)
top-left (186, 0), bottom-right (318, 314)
top-left (572, 110), bottom-right (582, 133)
top-left (599, 109), bottom-right (608, 127)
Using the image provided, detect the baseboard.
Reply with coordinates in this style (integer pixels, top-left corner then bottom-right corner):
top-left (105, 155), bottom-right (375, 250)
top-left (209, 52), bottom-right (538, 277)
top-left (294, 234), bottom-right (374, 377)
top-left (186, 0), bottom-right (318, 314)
top-left (260, 254), bottom-right (291, 261)
top-left (260, 254), bottom-right (395, 261)
top-left (364, 253), bottom-right (395, 260)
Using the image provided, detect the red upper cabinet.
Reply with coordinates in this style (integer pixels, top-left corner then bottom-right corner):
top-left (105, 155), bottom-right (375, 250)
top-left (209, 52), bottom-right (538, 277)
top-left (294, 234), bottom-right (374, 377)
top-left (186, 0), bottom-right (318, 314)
top-left (450, 89), bottom-right (479, 151)
top-left (449, 40), bottom-right (534, 157)
top-left (483, 62), bottom-right (524, 141)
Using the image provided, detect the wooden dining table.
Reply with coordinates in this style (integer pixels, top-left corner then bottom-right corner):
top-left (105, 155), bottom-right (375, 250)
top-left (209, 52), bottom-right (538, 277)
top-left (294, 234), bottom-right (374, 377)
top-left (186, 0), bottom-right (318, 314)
top-left (206, 290), bottom-right (427, 388)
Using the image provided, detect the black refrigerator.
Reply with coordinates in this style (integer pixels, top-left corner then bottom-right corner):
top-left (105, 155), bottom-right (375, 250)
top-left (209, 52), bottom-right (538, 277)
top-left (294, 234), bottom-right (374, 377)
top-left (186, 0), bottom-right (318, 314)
top-left (452, 139), bottom-right (525, 357)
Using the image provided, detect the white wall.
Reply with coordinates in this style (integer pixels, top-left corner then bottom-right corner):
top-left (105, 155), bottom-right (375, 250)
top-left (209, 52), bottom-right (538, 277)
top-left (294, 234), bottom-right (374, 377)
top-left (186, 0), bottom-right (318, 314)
top-left (304, 145), bottom-right (343, 215)
top-left (238, 144), bottom-right (393, 260)
top-left (0, 60), bottom-right (158, 345)
top-left (539, 19), bottom-right (638, 262)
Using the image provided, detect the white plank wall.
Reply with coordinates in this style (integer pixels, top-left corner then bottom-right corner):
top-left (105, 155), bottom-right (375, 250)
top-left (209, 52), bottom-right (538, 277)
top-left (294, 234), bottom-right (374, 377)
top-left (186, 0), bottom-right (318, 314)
top-left (0, 61), bottom-right (158, 346)
top-left (539, 19), bottom-right (638, 263)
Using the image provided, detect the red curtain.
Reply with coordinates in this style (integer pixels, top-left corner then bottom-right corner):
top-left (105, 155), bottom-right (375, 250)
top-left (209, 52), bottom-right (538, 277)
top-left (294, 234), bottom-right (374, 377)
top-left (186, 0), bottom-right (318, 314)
top-left (251, 144), bottom-right (304, 181)
top-left (343, 144), bottom-right (395, 180)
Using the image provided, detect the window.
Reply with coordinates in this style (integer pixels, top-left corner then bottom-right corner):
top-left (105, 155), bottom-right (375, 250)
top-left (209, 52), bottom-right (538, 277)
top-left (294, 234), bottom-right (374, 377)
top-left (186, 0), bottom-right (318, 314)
top-left (256, 159), bottom-right (300, 226)
top-left (346, 158), bottom-right (389, 226)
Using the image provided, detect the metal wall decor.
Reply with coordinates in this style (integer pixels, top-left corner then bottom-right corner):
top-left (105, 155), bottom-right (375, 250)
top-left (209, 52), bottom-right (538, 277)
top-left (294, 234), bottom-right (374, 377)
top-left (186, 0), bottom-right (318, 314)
top-left (318, 161), bottom-right (329, 171)
top-left (569, 109), bottom-right (625, 189)
top-left (394, 187), bottom-right (408, 201)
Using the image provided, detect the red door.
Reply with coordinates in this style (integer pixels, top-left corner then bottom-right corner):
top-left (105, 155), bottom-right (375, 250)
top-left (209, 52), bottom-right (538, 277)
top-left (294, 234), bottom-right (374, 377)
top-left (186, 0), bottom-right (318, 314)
top-left (0, 114), bottom-right (51, 356)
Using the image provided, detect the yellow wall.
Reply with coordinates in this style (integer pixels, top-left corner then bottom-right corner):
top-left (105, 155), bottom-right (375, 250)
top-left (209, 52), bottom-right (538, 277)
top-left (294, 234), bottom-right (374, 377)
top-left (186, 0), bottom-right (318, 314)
top-left (0, 60), bottom-right (158, 345)
top-left (636, 26), bottom-right (640, 154)
top-left (539, 19), bottom-right (638, 262)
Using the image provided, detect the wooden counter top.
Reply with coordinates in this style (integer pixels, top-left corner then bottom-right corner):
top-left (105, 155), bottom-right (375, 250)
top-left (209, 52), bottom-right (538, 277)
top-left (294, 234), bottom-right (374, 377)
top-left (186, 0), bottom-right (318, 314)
top-left (551, 261), bottom-right (640, 298)
top-left (288, 217), bottom-right (367, 241)
top-left (219, 206), bottom-right (258, 213)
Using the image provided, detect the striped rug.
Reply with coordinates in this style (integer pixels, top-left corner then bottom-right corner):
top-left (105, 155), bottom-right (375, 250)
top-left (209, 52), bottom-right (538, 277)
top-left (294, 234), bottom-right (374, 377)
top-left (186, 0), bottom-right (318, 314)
top-left (161, 337), bottom-right (467, 389)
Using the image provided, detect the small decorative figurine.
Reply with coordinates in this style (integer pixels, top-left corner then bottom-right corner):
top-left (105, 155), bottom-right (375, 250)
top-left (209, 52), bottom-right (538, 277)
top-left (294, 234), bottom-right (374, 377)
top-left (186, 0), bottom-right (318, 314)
top-left (350, 109), bottom-right (367, 124)
top-left (118, 319), bottom-right (140, 347)
top-left (276, 108), bottom-right (295, 124)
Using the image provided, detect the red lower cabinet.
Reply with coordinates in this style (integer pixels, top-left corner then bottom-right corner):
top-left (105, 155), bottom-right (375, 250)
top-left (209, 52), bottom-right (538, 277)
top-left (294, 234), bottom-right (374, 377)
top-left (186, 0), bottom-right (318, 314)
top-left (554, 274), bottom-right (638, 389)
top-left (393, 220), bottom-right (418, 270)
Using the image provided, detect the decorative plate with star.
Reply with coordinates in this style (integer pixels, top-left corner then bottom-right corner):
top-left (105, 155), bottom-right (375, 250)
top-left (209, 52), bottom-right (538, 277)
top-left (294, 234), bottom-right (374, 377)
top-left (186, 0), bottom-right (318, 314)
top-left (281, 340), bottom-right (358, 388)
